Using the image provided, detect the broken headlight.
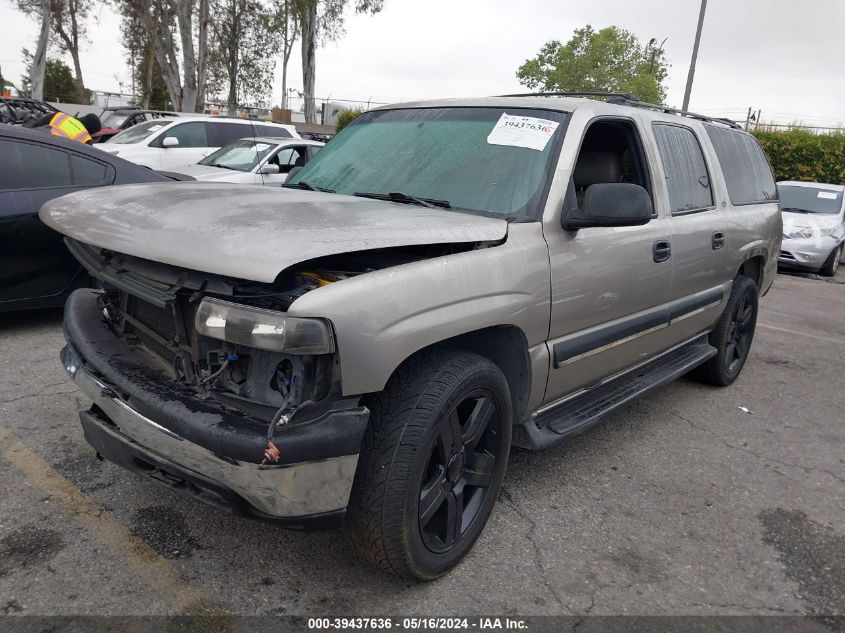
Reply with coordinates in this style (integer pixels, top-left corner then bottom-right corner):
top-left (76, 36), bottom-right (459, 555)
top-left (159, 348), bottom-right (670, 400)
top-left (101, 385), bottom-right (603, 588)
top-left (195, 298), bottom-right (335, 354)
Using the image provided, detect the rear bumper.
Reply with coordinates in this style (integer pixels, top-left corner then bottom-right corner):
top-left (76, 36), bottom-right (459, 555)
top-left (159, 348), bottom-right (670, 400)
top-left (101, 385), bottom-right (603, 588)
top-left (61, 289), bottom-right (369, 528)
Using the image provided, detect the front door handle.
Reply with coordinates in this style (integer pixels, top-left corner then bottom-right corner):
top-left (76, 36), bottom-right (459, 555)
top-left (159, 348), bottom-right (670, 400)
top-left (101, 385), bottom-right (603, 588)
top-left (712, 232), bottom-right (726, 250)
top-left (653, 240), bottom-right (672, 263)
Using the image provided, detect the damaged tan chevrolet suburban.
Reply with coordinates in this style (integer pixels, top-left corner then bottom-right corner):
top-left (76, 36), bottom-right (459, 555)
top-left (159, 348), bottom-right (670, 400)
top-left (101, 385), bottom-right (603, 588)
top-left (43, 95), bottom-right (781, 580)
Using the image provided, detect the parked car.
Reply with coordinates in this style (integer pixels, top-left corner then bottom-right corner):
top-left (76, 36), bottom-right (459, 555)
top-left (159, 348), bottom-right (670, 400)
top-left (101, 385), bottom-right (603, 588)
top-left (0, 125), bottom-right (175, 313)
top-left (98, 116), bottom-right (300, 170)
top-left (777, 181), bottom-right (845, 276)
top-left (168, 137), bottom-right (323, 185)
top-left (44, 95), bottom-right (781, 579)
top-left (93, 108), bottom-right (181, 143)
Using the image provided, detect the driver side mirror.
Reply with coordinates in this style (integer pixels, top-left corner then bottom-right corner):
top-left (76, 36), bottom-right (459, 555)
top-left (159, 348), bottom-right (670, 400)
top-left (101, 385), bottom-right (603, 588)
top-left (161, 136), bottom-right (179, 148)
top-left (258, 163), bottom-right (280, 175)
top-left (563, 183), bottom-right (653, 230)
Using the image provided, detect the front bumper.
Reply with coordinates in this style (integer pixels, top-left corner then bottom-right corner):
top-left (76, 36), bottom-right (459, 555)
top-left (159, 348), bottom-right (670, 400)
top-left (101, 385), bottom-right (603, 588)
top-left (778, 237), bottom-right (839, 271)
top-left (62, 289), bottom-right (369, 529)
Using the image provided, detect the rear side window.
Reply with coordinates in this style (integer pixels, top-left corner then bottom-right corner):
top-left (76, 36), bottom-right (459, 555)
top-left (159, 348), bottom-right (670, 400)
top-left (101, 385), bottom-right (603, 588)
top-left (70, 154), bottom-right (110, 186)
top-left (652, 124), bottom-right (713, 213)
top-left (258, 125), bottom-right (292, 138)
top-left (705, 125), bottom-right (776, 205)
top-left (207, 122), bottom-right (254, 146)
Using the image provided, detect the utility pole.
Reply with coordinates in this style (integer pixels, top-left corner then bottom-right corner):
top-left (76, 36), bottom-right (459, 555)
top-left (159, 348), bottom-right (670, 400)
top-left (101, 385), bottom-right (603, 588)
top-left (682, 0), bottom-right (708, 111)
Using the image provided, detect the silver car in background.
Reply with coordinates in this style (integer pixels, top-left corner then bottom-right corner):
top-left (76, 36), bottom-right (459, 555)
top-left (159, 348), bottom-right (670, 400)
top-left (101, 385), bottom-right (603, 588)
top-left (778, 181), bottom-right (845, 276)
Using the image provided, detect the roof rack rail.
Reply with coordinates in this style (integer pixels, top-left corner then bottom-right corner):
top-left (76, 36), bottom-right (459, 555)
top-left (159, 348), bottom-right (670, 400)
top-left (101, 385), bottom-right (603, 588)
top-left (496, 91), bottom-right (742, 130)
top-left (498, 91), bottom-right (638, 101)
top-left (606, 97), bottom-right (742, 129)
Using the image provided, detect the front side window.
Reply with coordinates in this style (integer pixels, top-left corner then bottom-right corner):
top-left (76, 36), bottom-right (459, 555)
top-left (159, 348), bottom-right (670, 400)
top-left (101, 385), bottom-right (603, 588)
top-left (200, 139), bottom-right (275, 172)
top-left (288, 107), bottom-right (568, 219)
top-left (269, 146), bottom-right (306, 172)
top-left (110, 119), bottom-right (170, 144)
top-left (778, 184), bottom-right (843, 215)
top-left (705, 125), bottom-right (776, 205)
top-left (156, 121), bottom-right (208, 148)
top-left (0, 139), bottom-right (72, 189)
top-left (652, 123), bottom-right (713, 214)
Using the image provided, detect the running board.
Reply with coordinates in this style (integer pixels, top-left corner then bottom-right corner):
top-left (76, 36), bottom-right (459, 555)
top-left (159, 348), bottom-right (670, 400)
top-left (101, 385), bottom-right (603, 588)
top-left (514, 336), bottom-right (717, 450)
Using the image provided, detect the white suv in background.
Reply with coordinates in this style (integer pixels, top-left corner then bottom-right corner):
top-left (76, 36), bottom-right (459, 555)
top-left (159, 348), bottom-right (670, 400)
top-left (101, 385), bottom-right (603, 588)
top-left (98, 117), bottom-right (300, 170)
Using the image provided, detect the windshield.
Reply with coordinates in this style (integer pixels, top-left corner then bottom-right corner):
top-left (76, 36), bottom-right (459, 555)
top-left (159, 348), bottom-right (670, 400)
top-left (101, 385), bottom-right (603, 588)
top-left (199, 139), bottom-right (276, 171)
top-left (288, 107), bottom-right (568, 219)
top-left (778, 184), bottom-right (843, 215)
top-left (100, 112), bottom-right (130, 129)
top-left (110, 120), bottom-right (169, 144)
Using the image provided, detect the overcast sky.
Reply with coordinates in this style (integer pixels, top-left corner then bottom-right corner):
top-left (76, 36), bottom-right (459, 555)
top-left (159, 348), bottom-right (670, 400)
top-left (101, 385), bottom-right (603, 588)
top-left (2, 0), bottom-right (843, 126)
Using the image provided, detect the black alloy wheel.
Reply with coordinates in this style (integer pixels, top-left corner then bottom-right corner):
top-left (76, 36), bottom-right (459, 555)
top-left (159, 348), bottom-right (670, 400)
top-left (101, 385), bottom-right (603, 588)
top-left (418, 389), bottom-right (501, 554)
top-left (693, 274), bottom-right (759, 386)
top-left (347, 350), bottom-right (512, 580)
top-left (725, 291), bottom-right (755, 375)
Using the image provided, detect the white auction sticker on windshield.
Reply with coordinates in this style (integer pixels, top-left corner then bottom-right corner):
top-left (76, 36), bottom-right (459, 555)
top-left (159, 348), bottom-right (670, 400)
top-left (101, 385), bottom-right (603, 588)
top-left (148, 125), bottom-right (163, 132)
top-left (253, 143), bottom-right (270, 152)
top-left (818, 191), bottom-right (838, 199)
top-left (487, 113), bottom-right (560, 151)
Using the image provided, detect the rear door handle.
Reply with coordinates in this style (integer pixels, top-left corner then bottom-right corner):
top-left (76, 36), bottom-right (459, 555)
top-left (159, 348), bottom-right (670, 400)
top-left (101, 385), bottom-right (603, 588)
top-left (712, 232), bottom-right (726, 250)
top-left (653, 240), bottom-right (671, 263)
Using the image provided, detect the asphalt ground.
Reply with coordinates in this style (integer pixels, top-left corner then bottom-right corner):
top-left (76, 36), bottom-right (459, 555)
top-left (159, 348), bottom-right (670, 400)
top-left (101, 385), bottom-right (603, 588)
top-left (0, 269), bottom-right (843, 621)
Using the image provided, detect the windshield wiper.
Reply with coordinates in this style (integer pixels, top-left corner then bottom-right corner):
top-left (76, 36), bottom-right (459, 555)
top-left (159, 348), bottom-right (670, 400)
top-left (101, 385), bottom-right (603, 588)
top-left (781, 207), bottom-right (812, 214)
top-left (353, 191), bottom-right (451, 209)
top-left (283, 180), bottom-right (335, 193)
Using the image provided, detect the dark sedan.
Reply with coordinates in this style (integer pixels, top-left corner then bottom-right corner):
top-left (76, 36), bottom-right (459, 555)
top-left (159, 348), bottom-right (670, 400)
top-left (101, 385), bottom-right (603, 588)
top-left (0, 125), bottom-right (173, 312)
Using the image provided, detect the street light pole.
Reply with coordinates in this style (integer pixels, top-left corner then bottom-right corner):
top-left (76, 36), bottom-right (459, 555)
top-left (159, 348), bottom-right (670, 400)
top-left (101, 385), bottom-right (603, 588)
top-left (682, 0), bottom-right (708, 111)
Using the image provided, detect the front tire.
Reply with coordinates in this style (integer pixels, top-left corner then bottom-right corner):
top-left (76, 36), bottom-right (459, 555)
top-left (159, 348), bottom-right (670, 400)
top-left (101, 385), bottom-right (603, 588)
top-left (346, 350), bottom-right (512, 580)
top-left (819, 243), bottom-right (843, 277)
top-left (693, 275), bottom-right (759, 386)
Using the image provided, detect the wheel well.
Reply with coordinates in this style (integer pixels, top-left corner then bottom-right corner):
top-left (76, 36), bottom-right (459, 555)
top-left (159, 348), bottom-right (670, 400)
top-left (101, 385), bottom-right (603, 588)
top-left (385, 326), bottom-right (532, 421)
top-left (737, 255), bottom-right (765, 289)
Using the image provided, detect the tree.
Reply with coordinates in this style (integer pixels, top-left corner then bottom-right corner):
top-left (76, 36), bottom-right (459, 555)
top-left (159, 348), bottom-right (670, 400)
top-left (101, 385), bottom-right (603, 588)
top-left (275, 0), bottom-right (298, 109)
top-left (17, 0), bottom-right (52, 100)
top-left (51, 0), bottom-right (91, 101)
top-left (120, 0), bottom-right (211, 112)
top-left (516, 25), bottom-right (669, 104)
top-left (20, 53), bottom-right (82, 102)
top-left (335, 107), bottom-right (361, 132)
top-left (293, 0), bottom-right (384, 123)
top-left (213, 0), bottom-right (279, 112)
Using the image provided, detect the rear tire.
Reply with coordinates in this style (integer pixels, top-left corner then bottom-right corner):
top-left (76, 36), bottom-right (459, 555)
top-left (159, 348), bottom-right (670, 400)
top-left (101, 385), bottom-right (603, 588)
top-left (346, 350), bottom-right (512, 580)
top-left (819, 243), bottom-right (843, 277)
top-left (693, 275), bottom-right (758, 386)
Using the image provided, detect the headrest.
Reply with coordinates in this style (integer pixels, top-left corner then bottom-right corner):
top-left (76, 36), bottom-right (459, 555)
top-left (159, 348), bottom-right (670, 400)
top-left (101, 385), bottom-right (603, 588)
top-left (574, 150), bottom-right (622, 188)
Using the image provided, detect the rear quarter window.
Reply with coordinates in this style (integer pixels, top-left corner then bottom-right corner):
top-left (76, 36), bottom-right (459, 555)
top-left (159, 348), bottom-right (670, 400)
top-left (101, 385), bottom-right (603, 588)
top-left (207, 122), bottom-right (254, 146)
top-left (258, 125), bottom-right (292, 138)
top-left (705, 125), bottom-right (777, 205)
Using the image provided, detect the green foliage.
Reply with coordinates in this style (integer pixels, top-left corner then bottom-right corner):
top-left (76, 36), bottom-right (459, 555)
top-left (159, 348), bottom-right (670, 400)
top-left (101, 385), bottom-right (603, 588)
top-left (19, 51), bottom-right (84, 102)
top-left (335, 108), bottom-right (362, 132)
top-left (752, 128), bottom-right (845, 185)
top-left (517, 25), bottom-right (669, 104)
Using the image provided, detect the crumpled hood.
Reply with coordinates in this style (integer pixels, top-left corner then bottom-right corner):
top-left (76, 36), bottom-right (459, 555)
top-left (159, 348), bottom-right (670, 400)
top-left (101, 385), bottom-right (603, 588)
top-left (39, 182), bottom-right (507, 283)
